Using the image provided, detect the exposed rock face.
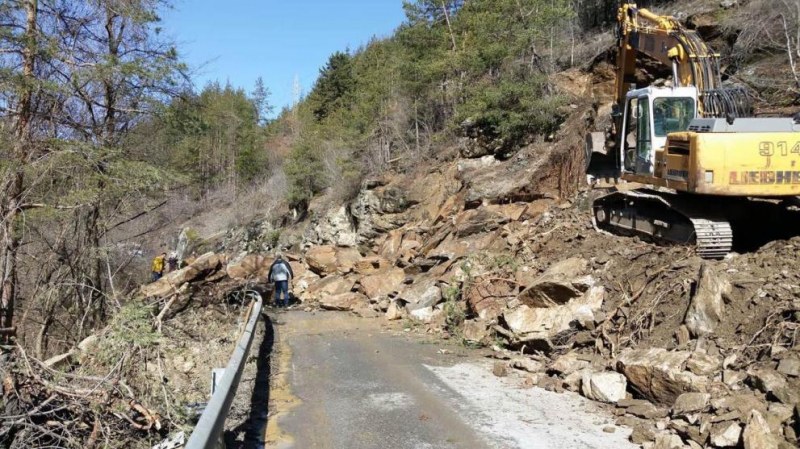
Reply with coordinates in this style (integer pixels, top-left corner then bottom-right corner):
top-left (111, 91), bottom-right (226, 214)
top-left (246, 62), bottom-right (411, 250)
top-left (453, 208), bottom-right (509, 238)
top-left (580, 371), bottom-right (627, 404)
top-left (616, 348), bottom-right (708, 405)
top-left (320, 292), bottom-right (369, 312)
top-left (307, 206), bottom-right (358, 247)
top-left (684, 263), bottom-right (731, 337)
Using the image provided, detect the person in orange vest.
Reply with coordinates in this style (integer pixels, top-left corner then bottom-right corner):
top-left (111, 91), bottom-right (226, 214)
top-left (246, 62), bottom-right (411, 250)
top-left (151, 252), bottom-right (167, 282)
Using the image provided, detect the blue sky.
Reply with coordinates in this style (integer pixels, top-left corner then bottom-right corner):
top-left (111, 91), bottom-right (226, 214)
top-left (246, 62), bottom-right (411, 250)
top-left (162, 1), bottom-right (407, 117)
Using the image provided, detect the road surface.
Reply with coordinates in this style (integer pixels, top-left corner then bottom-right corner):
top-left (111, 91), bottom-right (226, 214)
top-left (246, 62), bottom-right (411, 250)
top-left (265, 311), bottom-right (639, 449)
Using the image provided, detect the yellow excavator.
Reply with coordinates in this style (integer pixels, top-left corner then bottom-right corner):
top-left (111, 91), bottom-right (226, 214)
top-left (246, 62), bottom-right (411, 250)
top-left (588, 2), bottom-right (800, 258)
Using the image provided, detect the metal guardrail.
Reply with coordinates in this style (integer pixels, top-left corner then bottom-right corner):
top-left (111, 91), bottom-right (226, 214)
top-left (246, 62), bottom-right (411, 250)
top-left (185, 291), bottom-right (264, 449)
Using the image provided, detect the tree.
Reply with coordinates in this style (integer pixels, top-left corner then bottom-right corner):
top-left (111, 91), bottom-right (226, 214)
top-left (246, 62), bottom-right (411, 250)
top-left (251, 76), bottom-right (274, 125)
top-left (309, 51), bottom-right (356, 121)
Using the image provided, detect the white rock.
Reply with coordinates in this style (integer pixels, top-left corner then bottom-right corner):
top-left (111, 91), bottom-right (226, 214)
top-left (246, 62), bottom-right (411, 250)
top-left (580, 371), bottom-right (627, 404)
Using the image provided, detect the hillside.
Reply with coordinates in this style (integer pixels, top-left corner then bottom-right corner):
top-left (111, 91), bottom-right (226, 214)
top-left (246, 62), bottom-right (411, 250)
top-left (1, 0), bottom-right (799, 448)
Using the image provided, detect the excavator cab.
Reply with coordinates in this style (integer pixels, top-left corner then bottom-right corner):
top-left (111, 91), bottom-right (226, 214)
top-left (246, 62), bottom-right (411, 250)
top-left (619, 86), bottom-right (698, 176)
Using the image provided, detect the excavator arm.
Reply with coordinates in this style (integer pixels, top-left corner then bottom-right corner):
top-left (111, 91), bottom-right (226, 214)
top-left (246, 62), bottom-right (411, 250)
top-left (615, 3), bottom-right (750, 118)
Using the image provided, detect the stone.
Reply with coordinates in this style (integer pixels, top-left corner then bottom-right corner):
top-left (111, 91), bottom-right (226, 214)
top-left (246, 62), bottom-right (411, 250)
top-left (305, 245), bottom-right (338, 275)
top-left (485, 203), bottom-right (528, 222)
top-left (743, 411), bottom-right (781, 449)
top-left (504, 285), bottom-right (604, 343)
top-left (226, 253), bottom-right (270, 280)
top-left (517, 258), bottom-right (590, 307)
top-left (748, 368), bottom-right (788, 395)
top-left (712, 394), bottom-right (768, 418)
top-left (408, 306), bottom-right (442, 324)
top-left (653, 432), bottom-right (684, 449)
top-left (581, 371), bottom-right (627, 404)
top-left (616, 348), bottom-right (708, 405)
top-left (710, 422), bottom-right (743, 447)
top-left (723, 369), bottom-right (747, 388)
top-left (675, 325), bottom-right (691, 346)
top-left (672, 393), bottom-right (711, 416)
top-left (465, 277), bottom-right (516, 321)
top-left (493, 362), bottom-right (509, 377)
top-left (385, 300), bottom-right (406, 321)
top-left (354, 256), bottom-right (392, 275)
top-left (548, 352), bottom-right (591, 375)
top-left (302, 276), bottom-right (356, 302)
top-left (401, 278), bottom-right (442, 311)
top-left (686, 352), bottom-right (720, 376)
top-left (334, 247), bottom-right (362, 274)
top-left (776, 354), bottom-right (800, 377)
top-left (320, 292), bottom-right (369, 311)
top-left (462, 319), bottom-right (491, 343)
top-left (453, 208), bottom-right (509, 238)
top-left (359, 268), bottom-right (406, 300)
top-left (684, 263), bottom-right (731, 337)
top-left (627, 403), bottom-right (669, 419)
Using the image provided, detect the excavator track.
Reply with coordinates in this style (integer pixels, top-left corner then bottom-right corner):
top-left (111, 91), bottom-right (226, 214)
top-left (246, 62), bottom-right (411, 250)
top-left (593, 189), bottom-right (733, 259)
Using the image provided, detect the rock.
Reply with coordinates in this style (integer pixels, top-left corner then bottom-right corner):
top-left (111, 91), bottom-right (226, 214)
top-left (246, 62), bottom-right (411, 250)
top-left (485, 203), bottom-right (528, 222)
top-left (581, 371), bottom-right (627, 404)
top-left (627, 403), bottom-right (669, 419)
top-left (302, 276), bottom-right (356, 302)
top-left (684, 263), bottom-right (731, 337)
top-left (408, 306), bottom-right (442, 324)
top-left (320, 292), bottom-right (369, 311)
top-left (742, 411), bottom-right (781, 449)
top-left (653, 432), bottom-right (684, 449)
top-left (453, 208), bottom-right (509, 238)
top-left (710, 422), bottom-right (743, 447)
top-left (385, 300), bottom-right (406, 321)
top-left (672, 393), bottom-right (711, 416)
top-left (305, 246), bottom-right (338, 275)
top-left (720, 0), bottom-right (737, 9)
top-left (465, 277), bottom-right (516, 321)
top-left (686, 352), bottom-right (721, 376)
top-left (401, 278), bottom-right (442, 311)
top-left (334, 247), bottom-right (362, 274)
top-left (549, 352), bottom-right (591, 375)
top-left (360, 268), bottom-right (405, 300)
top-left (748, 368), bottom-right (788, 395)
top-left (462, 319), bottom-right (491, 343)
top-left (777, 353), bottom-right (800, 377)
top-left (712, 393), bottom-right (768, 418)
top-left (723, 369), bottom-right (747, 388)
top-left (226, 253), bottom-right (271, 280)
top-left (616, 348), bottom-right (708, 405)
top-left (493, 362), bottom-right (508, 377)
top-left (518, 258), bottom-right (589, 307)
top-left (504, 285), bottom-right (604, 343)
top-left (354, 256), bottom-right (392, 275)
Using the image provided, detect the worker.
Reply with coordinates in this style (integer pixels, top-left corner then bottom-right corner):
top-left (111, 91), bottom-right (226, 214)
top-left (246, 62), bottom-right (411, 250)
top-left (267, 254), bottom-right (294, 308)
top-left (151, 252), bottom-right (167, 282)
top-left (167, 251), bottom-right (179, 272)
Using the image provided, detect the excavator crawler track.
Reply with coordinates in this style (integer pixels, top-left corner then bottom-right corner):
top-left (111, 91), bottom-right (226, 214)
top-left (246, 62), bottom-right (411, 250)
top-left (593, 189), bottom-right (733, 259)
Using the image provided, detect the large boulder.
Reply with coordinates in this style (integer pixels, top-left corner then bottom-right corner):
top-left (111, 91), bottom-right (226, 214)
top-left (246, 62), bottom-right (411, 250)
top-left (685, 263), bottom-right (731, 337)
top-left (334, 247), bottom-right (362, 274)
top-left (517, 258), bottom-right (590, 307)
top-left (400, 277), bottom-right (442, 312)
top-left (743, 410), bottom-right (781, 449)
top-left (301, 276), bottom-right (356, 302)
top-left (226, 253), bottom-right (271, 280)
top-left (320, 292), bottom-right (369, 312)
top-left (580, 371), bottom-right (627, 404)
top-left (359, 267), bottom-right (405, 300)
top-left (616, 348), bottom-right (709, 405)
top-left (354, 256), bottom-right (392, 275)
top-left (465, 278), bottom-right (516, 321)
top-left (503, 285), bottom-right (604, 343)
top-left (305, 245), bottom-right (338, 275)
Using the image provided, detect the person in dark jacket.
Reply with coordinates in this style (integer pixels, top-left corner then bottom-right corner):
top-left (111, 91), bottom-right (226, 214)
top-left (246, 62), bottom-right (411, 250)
top-left (268, 254), bottom-right (294, 307)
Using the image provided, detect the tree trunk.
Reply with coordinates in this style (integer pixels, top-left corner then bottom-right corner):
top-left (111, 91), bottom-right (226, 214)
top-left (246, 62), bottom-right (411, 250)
top-left (0, 0), bottom-right (38, 339)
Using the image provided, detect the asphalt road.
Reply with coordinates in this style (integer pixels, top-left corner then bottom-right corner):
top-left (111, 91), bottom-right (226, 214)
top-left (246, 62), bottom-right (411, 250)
top-left (268, 311), bottom-right (639, 449)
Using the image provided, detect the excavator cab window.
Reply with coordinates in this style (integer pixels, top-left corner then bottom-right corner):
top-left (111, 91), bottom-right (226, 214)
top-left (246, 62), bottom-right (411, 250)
top-left (653, 97), bottom-right (695, 136)
top-left (635, 99), bottom-right (653, 174)
top-left (623, 98), bottom-right (638, 172)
